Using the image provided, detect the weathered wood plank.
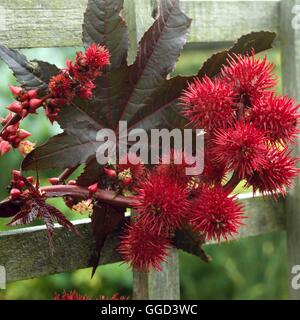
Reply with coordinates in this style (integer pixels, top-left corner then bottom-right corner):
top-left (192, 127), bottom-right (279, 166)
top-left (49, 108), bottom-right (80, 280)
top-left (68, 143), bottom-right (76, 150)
top-left (0, 0), bottom-right (279, 48)
top-left (133, 248), bottom-right (180, 300)
top-left (280, 0), bottom-right (300, 300)
top-left (0, 194), bottom-right (286, 283)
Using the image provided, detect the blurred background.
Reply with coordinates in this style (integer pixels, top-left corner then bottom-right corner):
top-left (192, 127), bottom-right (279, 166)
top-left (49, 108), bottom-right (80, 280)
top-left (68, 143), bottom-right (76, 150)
top-left (0, 42), bottom-right (288, 300)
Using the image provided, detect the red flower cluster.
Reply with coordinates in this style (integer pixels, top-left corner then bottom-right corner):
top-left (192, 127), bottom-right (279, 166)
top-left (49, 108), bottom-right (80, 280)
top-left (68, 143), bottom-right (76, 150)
top-left (9, 170), bottom-right (34, 200)
top-left (47, 44), bottom-right (110, 122)
top-left (7, 86), bottom-right (42, 118)
top-left (0, 44), bottom-right (110, 156)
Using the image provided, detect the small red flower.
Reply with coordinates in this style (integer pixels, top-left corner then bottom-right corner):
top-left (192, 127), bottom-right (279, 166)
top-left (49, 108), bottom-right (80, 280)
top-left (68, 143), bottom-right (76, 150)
top-left (118, 221), bottom-right (171, 271)
top-left (49, 73), bottom-right (74, 100)
top-left (85, 44), bottom-right (110, 71)
top-left (245, 148), bottom-right (299, 197)
top-left (222, 53), bottom-right (276, 106)
top-left (181, 76), bottom-right (235, 131)
top-left (134, 171), bottom-right (190, 234)
top-left (190, 186), bottom-right (245, 242)
top-left (212, 122), bottom-right (268, 178)
top-left (250, 93), bottom-right (300, 145)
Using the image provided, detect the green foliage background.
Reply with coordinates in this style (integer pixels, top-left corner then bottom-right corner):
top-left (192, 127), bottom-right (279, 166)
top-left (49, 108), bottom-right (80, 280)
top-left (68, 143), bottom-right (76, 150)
top-left (0, 45), bottom-right (288, 300)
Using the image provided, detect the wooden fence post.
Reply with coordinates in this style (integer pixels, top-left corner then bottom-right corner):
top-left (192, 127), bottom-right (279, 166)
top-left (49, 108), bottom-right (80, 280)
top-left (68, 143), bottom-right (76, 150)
top-left (123, 0), bottom-right (180, 300)
top-left (280, 0), bottom-right (300, 300)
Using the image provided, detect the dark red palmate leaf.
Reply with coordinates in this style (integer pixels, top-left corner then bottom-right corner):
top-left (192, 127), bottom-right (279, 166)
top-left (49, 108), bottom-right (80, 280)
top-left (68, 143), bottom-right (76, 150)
top-left (90, 202), bottom-right (125, 277)
top-left (8, 196), bottom-right (79, 253)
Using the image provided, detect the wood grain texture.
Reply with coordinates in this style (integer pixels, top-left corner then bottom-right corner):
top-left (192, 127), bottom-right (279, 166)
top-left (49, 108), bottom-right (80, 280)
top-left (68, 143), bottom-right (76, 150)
top-left (0, 0), bottom-right (279, 48)
top-left (133, 248), bottom-right (180, 300)
top-left (0, 194), bottom-right (286, 283)
top-left (280, 0), bottom-right (300, 300)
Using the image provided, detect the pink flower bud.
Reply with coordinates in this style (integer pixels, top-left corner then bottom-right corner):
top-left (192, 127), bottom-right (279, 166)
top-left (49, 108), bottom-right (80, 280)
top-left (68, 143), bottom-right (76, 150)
top-left (0, 140), bottom-right (12, 156)
top-left (29, 98), bottom-right (43, 110)
top-left (104, 167), bottom-right (117, 178)
top-left (88, 182), bottom-right (98, 193)
top-left (12, 170), bottom-right (21, 178)
top-left (9, 85), bottom-right (22, 97)
top-left (7, 102), bottom-right (22, 114)
top-left (27, 89), bottom-right (38, 99)
top-left (17, 129), bottom-right (31, 140)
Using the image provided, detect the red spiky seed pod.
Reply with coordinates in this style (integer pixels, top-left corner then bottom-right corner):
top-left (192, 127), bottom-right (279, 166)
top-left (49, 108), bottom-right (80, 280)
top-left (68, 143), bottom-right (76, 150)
top-left (212, 122), bottom-right (268, 179)
top-left (134, 171), bottom-right (190, 234)
top-left (118, 221), bottom-right (171, 271)
top-left (245, 148), bottom-right (299, 198)
top-left (222, 53), bottom-right (277, 106)
top-left (181, 76), bottom-right (236, 131)
top-left (190, 186), bottom-right (245, 242)
top-left (156, 149), bottom-right (196, 186)
top-left (250, 93), bottom-right (300, 145)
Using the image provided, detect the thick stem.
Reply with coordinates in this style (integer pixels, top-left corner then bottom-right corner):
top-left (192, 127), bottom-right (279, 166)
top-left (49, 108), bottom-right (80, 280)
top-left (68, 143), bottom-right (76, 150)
top-left (41, 184), bottom-right (134, 208)
top-left (58, 166), bottom-right (79, 182)
top-left (223, 171), bottom-right (241, 194)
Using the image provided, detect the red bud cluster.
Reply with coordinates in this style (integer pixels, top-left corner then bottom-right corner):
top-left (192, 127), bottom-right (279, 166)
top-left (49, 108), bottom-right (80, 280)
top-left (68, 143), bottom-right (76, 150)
top-left (0, 113), bottom-right (31, 156)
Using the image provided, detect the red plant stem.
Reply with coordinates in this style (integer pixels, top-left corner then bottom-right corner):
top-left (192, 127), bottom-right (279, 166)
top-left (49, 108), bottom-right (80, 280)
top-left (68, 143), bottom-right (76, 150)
top-left (41, 185), bottom-right (135, 208)
top-left (58, 166), bottom-right (79, 182)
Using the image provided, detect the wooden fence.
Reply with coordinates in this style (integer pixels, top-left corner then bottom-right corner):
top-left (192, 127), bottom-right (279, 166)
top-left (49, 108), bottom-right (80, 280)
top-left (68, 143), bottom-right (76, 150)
top-left (0, 0), bottom-right (299, 300)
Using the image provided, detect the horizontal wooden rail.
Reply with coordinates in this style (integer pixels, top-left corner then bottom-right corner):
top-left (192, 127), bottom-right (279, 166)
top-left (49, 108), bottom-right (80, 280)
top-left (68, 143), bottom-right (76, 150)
top-left (0, 0), bottom-right (280, 48)
top-left (0, 193), bottom-right (285, 282)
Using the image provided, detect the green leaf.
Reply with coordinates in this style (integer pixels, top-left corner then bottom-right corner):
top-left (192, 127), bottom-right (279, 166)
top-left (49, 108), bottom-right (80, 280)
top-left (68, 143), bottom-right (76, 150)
top-left (0, 45), bottom-right (59, 93)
